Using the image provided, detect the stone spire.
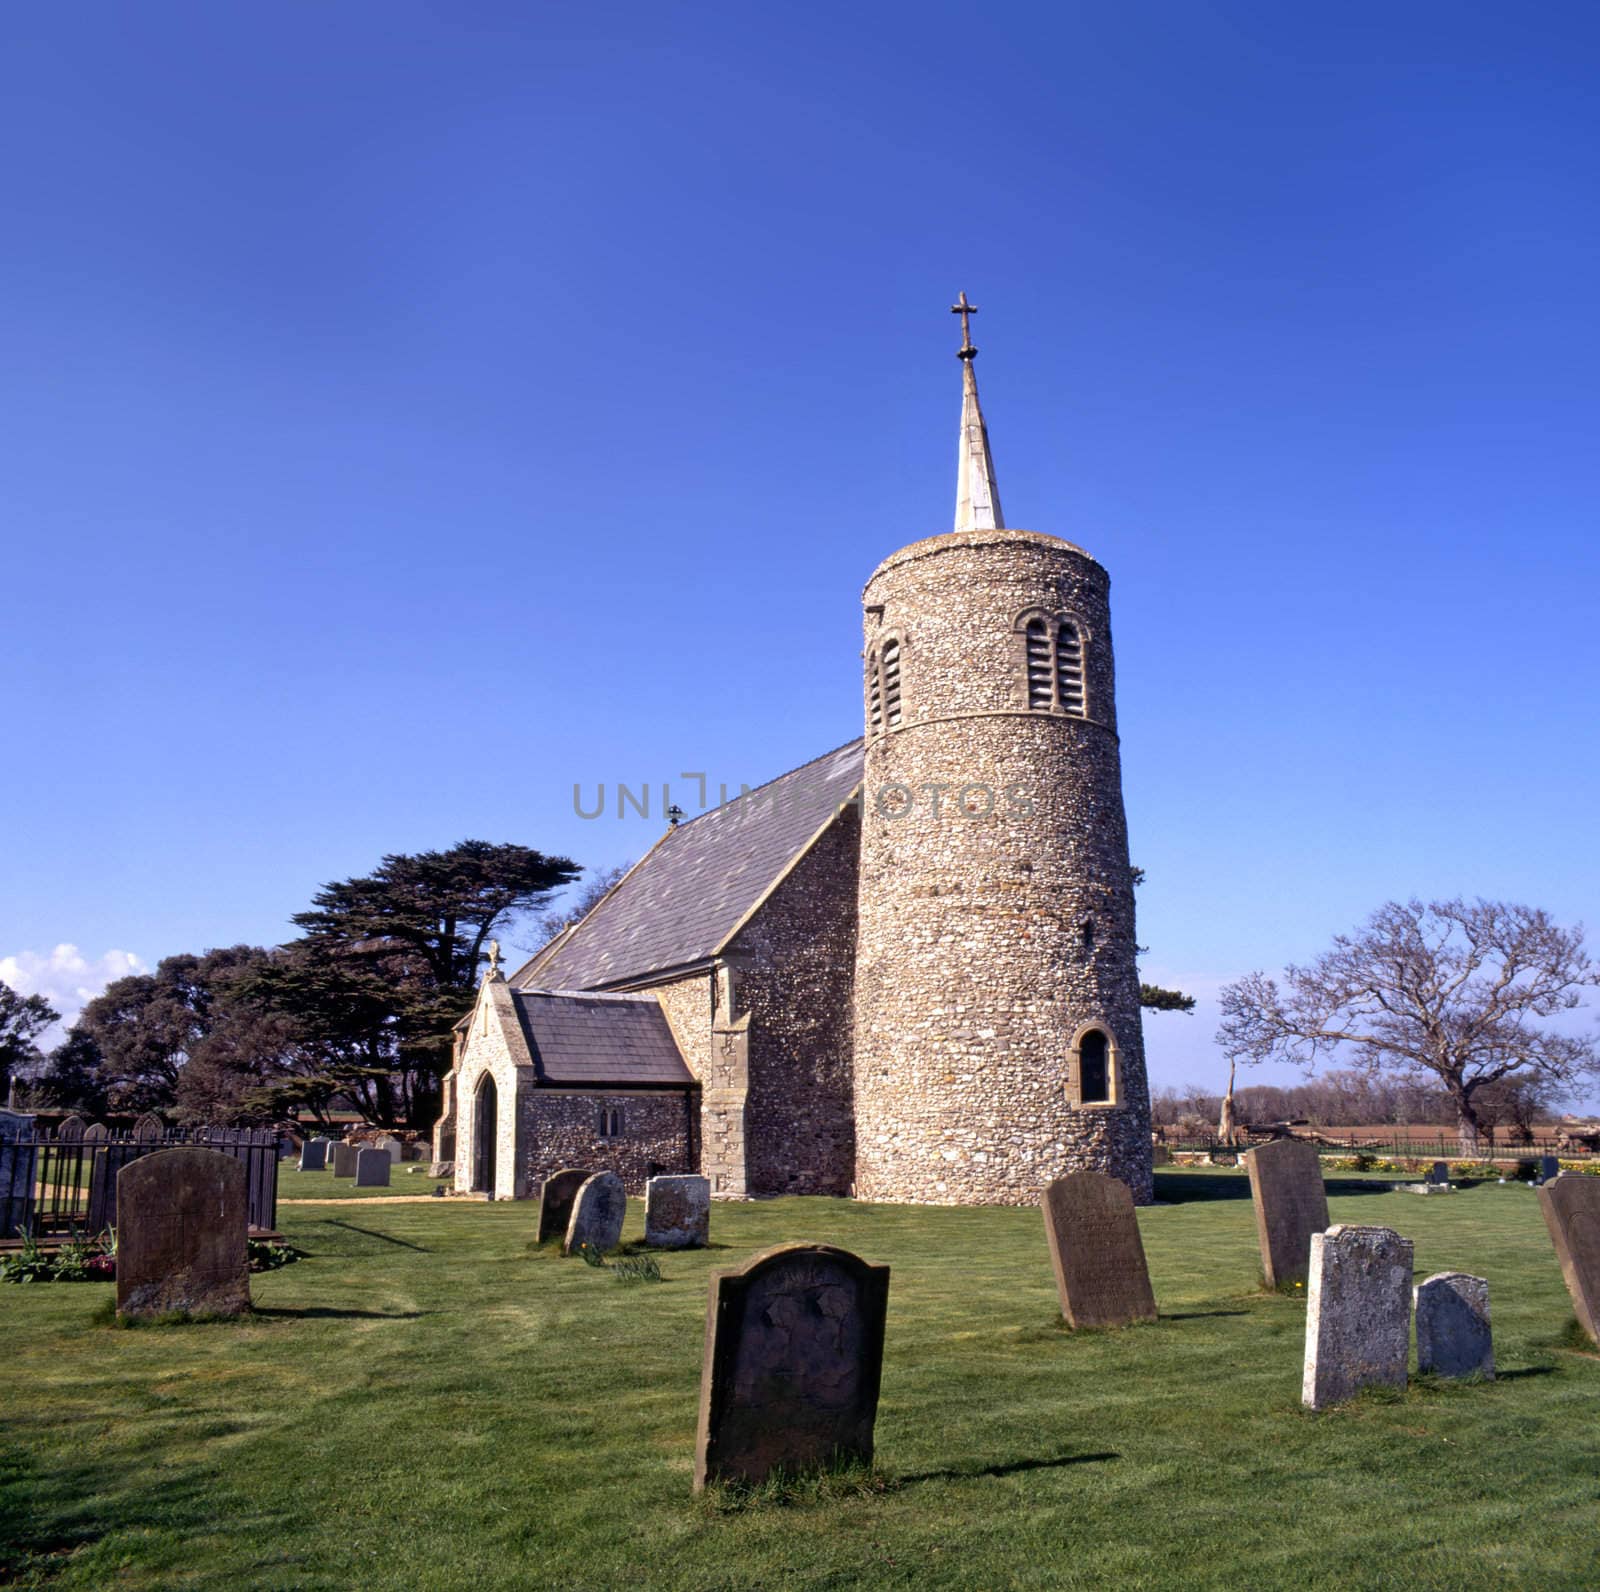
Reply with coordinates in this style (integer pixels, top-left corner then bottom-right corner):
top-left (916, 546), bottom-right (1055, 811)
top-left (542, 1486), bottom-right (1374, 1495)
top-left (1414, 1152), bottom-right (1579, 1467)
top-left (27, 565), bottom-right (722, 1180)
top-left (951, 292), bottom-right (1004, 533)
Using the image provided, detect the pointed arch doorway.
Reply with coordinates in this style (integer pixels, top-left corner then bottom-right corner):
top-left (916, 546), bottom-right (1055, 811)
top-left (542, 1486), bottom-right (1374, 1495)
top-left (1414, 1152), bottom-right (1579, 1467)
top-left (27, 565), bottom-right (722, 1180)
top-left (473, 1073), bottom-right (498, 1194)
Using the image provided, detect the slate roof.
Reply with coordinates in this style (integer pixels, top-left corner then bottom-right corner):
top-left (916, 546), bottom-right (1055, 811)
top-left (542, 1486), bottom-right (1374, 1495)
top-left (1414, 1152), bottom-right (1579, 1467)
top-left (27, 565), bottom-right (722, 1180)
top-left (518, 738), bottom-right (863, 991)
top-left (513, 990), bottom-right (695, 1087)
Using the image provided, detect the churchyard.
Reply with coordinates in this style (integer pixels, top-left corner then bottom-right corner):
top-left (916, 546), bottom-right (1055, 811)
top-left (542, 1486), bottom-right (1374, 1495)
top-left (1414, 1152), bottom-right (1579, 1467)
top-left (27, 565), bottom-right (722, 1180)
top-left (4, 1168), bottom-right (1599, 1590)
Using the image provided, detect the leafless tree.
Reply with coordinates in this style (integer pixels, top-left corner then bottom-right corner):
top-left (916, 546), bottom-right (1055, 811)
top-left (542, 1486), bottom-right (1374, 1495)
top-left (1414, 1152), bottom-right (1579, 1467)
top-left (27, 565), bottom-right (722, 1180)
top-left (1217, 898), bottom-right (1600, 1152)
top-left (535, 861), bottom-right (633, 947)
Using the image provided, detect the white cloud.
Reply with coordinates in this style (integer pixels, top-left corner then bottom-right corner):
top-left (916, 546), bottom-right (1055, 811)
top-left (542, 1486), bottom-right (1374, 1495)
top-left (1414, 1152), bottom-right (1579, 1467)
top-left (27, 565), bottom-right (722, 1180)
top-left (0, 944), bottom-right (145, 1046)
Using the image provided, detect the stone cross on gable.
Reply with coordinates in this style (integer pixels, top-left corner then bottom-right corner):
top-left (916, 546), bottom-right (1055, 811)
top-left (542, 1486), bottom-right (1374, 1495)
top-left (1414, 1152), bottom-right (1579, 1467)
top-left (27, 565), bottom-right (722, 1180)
top-left (485, 940), bottom-right (501, 977)
top-left (951, 291), bottom-right (978, 359)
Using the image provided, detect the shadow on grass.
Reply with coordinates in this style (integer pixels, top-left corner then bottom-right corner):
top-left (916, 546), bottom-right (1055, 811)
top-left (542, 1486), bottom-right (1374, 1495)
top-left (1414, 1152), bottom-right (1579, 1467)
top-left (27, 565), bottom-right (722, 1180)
top-left (1161, 1310), bottom-right (1249, 1321)
top-left (897, 1451), bottom-right (1118, 1486)
top-left (311, 1218), bottom-right (430, 1252)
top-left (250, 1306), bottom-right (431, 1321)
top-left (1152, 1170), bottom-right (1395, 1204)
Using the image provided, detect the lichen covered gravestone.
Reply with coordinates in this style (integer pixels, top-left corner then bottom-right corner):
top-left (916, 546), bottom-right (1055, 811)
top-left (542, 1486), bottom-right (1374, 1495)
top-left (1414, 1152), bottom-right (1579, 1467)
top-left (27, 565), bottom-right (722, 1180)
top-left (330, 1142), bottom-right (357, 1178)
top-left (1539, 1174), bottom-right (1600, 1346)
top-left (1245, 1140), bottom-right (1330, 1288)
top-left (0, 1108), bottom-right (38, 1239)
top-left (563, 1170), bottom-right (626, 1256)
top-left (116, 1146), bottom-right (250, 1320)
top-left (1302, 1224), bottom-right (1413, 1409)
top-left (299, 1138), bottom-right (328, 1172)
top-left (537, 1168), bottom-right (587, 1243)
top-left (354, 1147), bottom-right (390, 1187)
top-left (1041, 1171), bottom-right (1157, 1328)
top-left (694, 1243), bottom-right (890, 1490)
top-left (645, 1175), bottom-right (710, 1248)
top-left (1415, 1272), bottom-right (1493, 1379)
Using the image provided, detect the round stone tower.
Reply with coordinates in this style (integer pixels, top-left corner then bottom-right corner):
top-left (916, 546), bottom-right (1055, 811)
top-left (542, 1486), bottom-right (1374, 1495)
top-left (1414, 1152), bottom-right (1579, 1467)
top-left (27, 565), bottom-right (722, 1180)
top-left (850, 300), bottom-right (1153, 1206)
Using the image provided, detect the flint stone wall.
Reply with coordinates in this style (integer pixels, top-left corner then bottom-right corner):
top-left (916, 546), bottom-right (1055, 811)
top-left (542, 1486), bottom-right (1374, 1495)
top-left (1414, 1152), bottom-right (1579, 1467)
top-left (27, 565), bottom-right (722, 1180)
top-left (853, 528), bottom-right (1153, 1206)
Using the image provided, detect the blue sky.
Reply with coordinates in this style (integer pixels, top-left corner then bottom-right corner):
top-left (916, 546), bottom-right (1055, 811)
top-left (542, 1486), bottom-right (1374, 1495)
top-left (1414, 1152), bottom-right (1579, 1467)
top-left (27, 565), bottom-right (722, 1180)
top-left (3, 2), bottom-right (1598, 1103)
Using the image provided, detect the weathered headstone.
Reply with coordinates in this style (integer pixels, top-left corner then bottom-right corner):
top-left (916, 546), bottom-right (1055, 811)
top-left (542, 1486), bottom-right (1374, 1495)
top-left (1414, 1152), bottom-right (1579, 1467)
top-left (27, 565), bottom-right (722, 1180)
top-left (56, 1114), bottom-right (86, 1142)
top-left (0, 1108), bottom-right (38, 1239)
top-left (1040, 1171), bottom-right (1157, 1328)
top-left (299, 1137), bottom-right (328, 1172)
top-left (1540, 1155), bottom-right (1561, 1183)
top-left (354, 1147), bottom-right (391, 1187)
top-left (376, 1135), bottom-right (404, 1163)
top-left (330, 1142), bottom-right (357, 1178)
top-left (429, 1159), bottom-right (455, 1179)
top-left (562, 1170), bottom-right (626, 1256)
top-left (116, 1147), bottom-right (251, 1320)
top-left (1302, 1224), bottom-right (1413, 1409)
top-left (537, 1168), bottom-right (588, 1243)
top-left (83, 1122), bottom-right (110, 1143)
top-left (133, 1112), bottom-right (165, 1143)
top-left (1538, 1174), bottom-right (1600, 1346)
top-left (694, 1243), bottom-right (890, 1490)
top-left (1426, 1161), bottom-right (1450, 1186)
top-left (1245, 1140), bottom-right (1330, 1288)
top-left (1415, 1272), bottom-right (1493, 1379)
top-left (645, 1174), bottom-right (710, 1248)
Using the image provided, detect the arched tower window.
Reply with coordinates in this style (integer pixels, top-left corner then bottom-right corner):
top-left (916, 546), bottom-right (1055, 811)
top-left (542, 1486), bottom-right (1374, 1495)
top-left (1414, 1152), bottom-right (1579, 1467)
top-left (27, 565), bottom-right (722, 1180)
top-left (1067, 1024), bottom-right (1120, 1109)
top-left (866, 637), bottom-right (904, 734)
top-left (1014, 610), bottom-right (1090, 717)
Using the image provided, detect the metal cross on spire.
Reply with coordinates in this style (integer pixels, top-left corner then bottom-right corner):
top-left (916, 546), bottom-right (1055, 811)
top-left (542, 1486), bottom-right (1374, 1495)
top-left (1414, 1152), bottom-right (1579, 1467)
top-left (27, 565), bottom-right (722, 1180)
top-left (951, 291), bottom-right (979, 360)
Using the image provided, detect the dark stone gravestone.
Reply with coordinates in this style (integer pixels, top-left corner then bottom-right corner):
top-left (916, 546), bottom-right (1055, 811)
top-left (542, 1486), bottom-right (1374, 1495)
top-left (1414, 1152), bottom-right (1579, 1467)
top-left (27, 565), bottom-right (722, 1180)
top-left (116, 1147), bottom-right (250, 1320)
top-left (1539, 1175), bottom-right (1600, 1346)
top-left (537, 1168), bottom-right (587, 1243)
top-left (1427, 1161), bottom-right (1450, 1186)
top-left (56, 1115), bottom-right (86, 1142)
top-left (330, 1142), bottom-right (357, 1178)
top-left (1415, 1272), bottom-right (1493, 1379)
top-left (563, 1171), bottom-right (626, 1256)
top-left (1040, 1171), bottom-right (1157, 1328)
top-left (1245, 1141), bottom-right (1330, 1288)
top-left (299, 1138), bottom-right (328, 1172)
top-left (133, 1112), bottom-right (165, 1143)
top-left (354, 1148), bottom-right (390, 1187)
top-left (1302, 1225), bottom-right (1412, 1408)
top-left (0, 1108), bottom-right (38, 1239)
top-left (645, 1174), bottom-right (710, 1248)
top-left (1540, 1155), bottom-right (1561, 1183)
top-left (694, 1243), bottom-right (890, 1491)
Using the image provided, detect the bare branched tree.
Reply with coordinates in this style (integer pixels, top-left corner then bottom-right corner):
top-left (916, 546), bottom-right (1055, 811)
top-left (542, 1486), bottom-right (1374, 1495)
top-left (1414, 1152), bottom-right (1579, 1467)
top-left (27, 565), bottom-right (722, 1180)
top-left (1217, 898), bottom-right (1600, 1152)
top-left (535, 862), bottom-right (633, 948)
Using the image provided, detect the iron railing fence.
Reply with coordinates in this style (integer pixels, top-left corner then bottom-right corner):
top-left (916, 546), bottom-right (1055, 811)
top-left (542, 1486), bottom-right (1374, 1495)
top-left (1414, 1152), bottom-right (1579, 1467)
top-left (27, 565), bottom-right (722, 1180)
top-left (0, 1127), bottom-right (279, 1240)
top-left (1157, 1132), bottom-right (1592, 1163)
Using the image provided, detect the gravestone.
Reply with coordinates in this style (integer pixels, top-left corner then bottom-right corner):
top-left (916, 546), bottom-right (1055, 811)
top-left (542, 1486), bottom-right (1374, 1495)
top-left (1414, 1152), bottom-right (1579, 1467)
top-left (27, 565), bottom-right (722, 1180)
top-left (56, 1115), bottom-right (86, 1142)
top-left (1302, 1224), bottom-right (1413, 1409)
top-left (1427, 1161), bottom-right (1450, 1186)
top-left (1040, 1171), bottom-right (1157, 1328)
top-left (299, 1137), bottom-right (328, 1172)
top-left (694, 1243), bottom-right (890, 1490)
top-left (645, 1174), bottom-right (710, 1248)
top-left (116, 1146), bottom-right (250, 1320)
top-left (83, 1122), bottom-right (110, 1143)
top-left (354, 1148), bottom-right (391, 1187)
top-left (562, 1170), bottom-right (626, 1256)
top-left (1540, 1155), bottom-right (1561, 1183)
top-left (537, 1168), bottom-right (588, 1243)
top-left (133, 1112), bottom-right (164, 1143)
top-left (330, 1142), bottom-right (357, 1178)
top-left (1538, 1175), bottom-right (1600, 1346)
top-left (376, 1135), bottom-right (404, 1163)
top-left (1415, 1272), bottom-right (1493, 1379)
top-left (0, 1108), bottom-right (38, 1239)
top-left (1245, 1141), bottom-right (1330, 1288)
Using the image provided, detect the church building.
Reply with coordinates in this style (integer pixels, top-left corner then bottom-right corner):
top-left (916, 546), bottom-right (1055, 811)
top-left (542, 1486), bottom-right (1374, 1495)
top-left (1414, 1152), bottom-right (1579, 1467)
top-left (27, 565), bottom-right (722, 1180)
top-left (433, 301), bottom-right (1155, 1206)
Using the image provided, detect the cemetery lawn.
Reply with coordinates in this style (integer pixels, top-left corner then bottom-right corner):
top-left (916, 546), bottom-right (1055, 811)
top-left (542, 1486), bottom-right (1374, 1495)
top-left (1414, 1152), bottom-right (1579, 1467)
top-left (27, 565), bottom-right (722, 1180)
top-left (3, 1172), bottom-right (1598, 1591)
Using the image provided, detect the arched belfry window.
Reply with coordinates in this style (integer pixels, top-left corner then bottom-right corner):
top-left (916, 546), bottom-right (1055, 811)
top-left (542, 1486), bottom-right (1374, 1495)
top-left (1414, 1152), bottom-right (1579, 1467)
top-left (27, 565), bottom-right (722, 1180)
top-left (1068, 1024), bottom-right (1120, 1109)
top-left (866, 637), bottom-right (904, 734)
top-left (1015, 610), bottom-right (1090, 718)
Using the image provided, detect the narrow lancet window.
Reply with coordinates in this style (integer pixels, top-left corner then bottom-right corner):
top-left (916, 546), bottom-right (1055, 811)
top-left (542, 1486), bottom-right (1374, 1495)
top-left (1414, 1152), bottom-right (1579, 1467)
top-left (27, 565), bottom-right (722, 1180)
top-left (867, 646), bottom-right (884, 734)
top-left (1056, 621), bottom-right (1085, 716)
top-left (1025, 618), bottom-right (1053, 710)
top-left (881, 639), bottom-right (902, 728)
top-left (1078, 1030), bottom-right (1111, 1104)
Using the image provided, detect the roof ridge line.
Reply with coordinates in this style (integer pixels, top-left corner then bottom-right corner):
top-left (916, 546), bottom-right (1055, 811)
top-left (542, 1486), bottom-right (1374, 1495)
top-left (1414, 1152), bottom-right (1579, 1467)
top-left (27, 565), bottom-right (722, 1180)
top-left (671, 734), bottom-right (863, 830)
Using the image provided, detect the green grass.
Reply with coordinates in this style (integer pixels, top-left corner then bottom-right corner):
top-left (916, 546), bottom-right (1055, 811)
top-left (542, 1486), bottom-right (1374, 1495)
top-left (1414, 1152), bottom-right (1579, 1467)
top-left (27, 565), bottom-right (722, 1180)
top-left (2, 1170), bottom-right (1597, 1590)
top-left (276, 1164), bottom-right (448, 1200)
